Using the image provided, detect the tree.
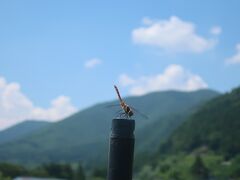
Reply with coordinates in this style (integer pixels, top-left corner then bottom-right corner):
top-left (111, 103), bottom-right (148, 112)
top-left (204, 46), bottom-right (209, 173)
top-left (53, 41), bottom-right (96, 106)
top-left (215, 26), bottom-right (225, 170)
top-left (0, 162), bottom-right (27, 178)
top-left (229, 155), bottom-right (240, 179)
top-left (191, 155), bottom-right (209, 180)
top-left (92, 167), bottom-right (107, 179)
top-left (0, 172), bottom-right (11, 180)
top-left (74, 163), bottom-right (85, 180)
top-left (168, 169), bottom-right (182, 180)
top-left (43, 163), bottom-right (74, 179)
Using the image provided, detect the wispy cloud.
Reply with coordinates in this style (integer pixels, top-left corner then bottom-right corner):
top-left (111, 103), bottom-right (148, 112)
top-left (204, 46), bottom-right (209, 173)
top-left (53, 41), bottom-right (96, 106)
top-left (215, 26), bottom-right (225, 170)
top-left (210, 26), bottom-right (222, 35)
top-left (84, 58), bottom-right (102, 69)
top-left (119, 64), bottom-right (208, 95)
top-left (0, 76), bottom-right (77, 130)
top-left (132, 16), bottom-right (218, 53)
top-left (119, 74), bottom-right (136, 86)
top-left (225, 43), bottom-right (240, 65)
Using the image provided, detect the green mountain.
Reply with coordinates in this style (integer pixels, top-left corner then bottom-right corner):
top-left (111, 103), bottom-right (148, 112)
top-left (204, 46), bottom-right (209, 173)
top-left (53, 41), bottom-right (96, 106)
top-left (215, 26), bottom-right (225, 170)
top-left (0, 89), bottom-right (219, 166)
top-left (134, 87), bottom-right (240, 180)
top-left (0, 120), bottom-right (51, 145)
top-left (160, 87), bottom-right (240, 158)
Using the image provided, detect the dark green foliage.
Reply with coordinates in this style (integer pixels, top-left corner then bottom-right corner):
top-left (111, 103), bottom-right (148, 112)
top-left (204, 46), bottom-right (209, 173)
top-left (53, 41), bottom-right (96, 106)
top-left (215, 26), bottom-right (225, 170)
top-left (0, 172), bottom-right (10, 180)
top-left (160, 87), bottom-right (240, 157)
top-left (169, 169), bottom-right (182, 180)
top-left (42, 163), bottom-right (74, 179)
top-left (190, 155), bottom-right (209, 180)
top-left (26, 166), bottom-right (49, 177)
top-left (0, 162), bottom-right (86, 179)
top-left (0, 89), bottom-right (219, 166)
top-left (135, 86), bottom-right (240, 180)
top-left (0, 162), bottom-right (27, 178)
top-left (74, 163), bottom-right (86, 180)
top-left (91, 167), bottom-right (107, 179)
top-left (134, 153), bottom-right (240, 180)
top-left (228, 155), bottom-right (240, 179)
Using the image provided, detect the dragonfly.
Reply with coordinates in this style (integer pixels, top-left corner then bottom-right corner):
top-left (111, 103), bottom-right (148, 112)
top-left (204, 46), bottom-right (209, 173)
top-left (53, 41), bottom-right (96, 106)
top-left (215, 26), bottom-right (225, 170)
top-left (113, 85), bottom-right (148, 119)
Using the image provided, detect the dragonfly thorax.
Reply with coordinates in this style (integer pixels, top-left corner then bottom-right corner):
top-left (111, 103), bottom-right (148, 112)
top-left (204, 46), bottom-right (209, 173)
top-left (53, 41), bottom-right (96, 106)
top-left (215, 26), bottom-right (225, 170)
top-left (122, 104), bottom-right (133, 117)
top-left (127, 109), bottom-right (134, 117)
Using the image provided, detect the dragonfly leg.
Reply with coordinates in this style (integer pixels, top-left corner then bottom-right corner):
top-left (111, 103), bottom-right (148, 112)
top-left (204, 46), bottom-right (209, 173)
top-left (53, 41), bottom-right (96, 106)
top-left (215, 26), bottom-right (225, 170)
top-left (119, 112), bottom-right (127, 118)
top-left (115, 111), bottom-right (123, 118)
top-left (114, 109), bottom-right (123, 116)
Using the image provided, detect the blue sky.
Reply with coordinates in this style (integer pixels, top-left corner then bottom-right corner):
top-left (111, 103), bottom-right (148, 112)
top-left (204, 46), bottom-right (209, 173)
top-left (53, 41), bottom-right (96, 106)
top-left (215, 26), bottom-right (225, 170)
top-left (0, 0), bottom-right (240, 129)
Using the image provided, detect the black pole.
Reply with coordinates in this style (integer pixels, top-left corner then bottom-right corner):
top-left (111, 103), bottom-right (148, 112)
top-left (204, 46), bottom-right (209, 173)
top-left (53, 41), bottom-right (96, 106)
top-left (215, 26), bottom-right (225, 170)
top-left (107, 118), bottom-right (135, 180)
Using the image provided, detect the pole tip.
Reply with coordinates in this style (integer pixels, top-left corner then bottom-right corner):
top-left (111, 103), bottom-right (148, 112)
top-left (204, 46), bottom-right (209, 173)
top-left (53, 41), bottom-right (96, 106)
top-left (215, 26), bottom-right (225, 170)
top-left (111, 119), bottom-right (135, 138)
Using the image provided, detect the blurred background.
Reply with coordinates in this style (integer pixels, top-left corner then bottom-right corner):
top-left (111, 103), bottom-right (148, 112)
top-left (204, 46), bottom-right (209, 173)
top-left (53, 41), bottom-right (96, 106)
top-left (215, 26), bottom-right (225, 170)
top-left (0, 0), bottom-right (240, 179)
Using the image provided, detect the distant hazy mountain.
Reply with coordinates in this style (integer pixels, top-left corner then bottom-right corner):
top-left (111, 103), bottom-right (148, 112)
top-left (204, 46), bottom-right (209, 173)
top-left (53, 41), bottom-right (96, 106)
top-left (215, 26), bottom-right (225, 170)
top-left (0, 89), bottom-right (219, 166)
top-left (160, 87), bottom-right (240, 158)
top-left (0, 120), bottom-right (51, 145)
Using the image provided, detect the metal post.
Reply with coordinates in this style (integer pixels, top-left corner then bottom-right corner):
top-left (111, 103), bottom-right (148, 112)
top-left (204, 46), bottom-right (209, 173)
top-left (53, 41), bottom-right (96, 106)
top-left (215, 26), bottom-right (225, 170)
top-left (107, 118), bottom-right (135, 180)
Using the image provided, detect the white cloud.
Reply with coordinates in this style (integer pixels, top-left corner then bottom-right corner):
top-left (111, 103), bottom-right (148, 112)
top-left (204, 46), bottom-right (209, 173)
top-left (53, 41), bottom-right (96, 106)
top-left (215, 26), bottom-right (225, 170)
top-left (225, 43), bottom-right (240, 65)
top-left (118, 64), bottom-right (208, 96)
top-left (30, 96), bottom-right (77, 121)
top-left (84, 58), bottom-right (102, 69)
top-left (119, 74), bottom-right (135, 86)
top-left (132, 16), bottom-right (217, 53)
top-left (0, 76), bottom-right (77, 130)
top-left (142, 17), bottom-right (155, 25)
top-left (210, 26), bottom-right (222, 35)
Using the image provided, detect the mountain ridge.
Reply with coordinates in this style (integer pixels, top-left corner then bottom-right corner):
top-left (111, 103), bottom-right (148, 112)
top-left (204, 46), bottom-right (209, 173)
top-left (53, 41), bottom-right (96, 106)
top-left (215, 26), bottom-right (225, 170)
top-left (159, 87), bottom-right (240, 158)
top-left (0, 89), bottom-right (220, 166)
top-left (0, 120), bottom-right (51, 145)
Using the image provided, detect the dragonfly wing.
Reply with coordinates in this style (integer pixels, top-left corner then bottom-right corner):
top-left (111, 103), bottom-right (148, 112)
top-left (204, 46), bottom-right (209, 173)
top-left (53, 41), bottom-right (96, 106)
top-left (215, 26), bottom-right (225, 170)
top-left (130, 106), bottom-right (149, 119)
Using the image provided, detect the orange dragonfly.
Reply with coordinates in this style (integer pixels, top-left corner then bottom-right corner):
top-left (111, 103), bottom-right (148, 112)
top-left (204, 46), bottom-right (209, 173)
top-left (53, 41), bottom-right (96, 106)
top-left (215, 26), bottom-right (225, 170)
top-left (113, 85), bottom-right (148, 119)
